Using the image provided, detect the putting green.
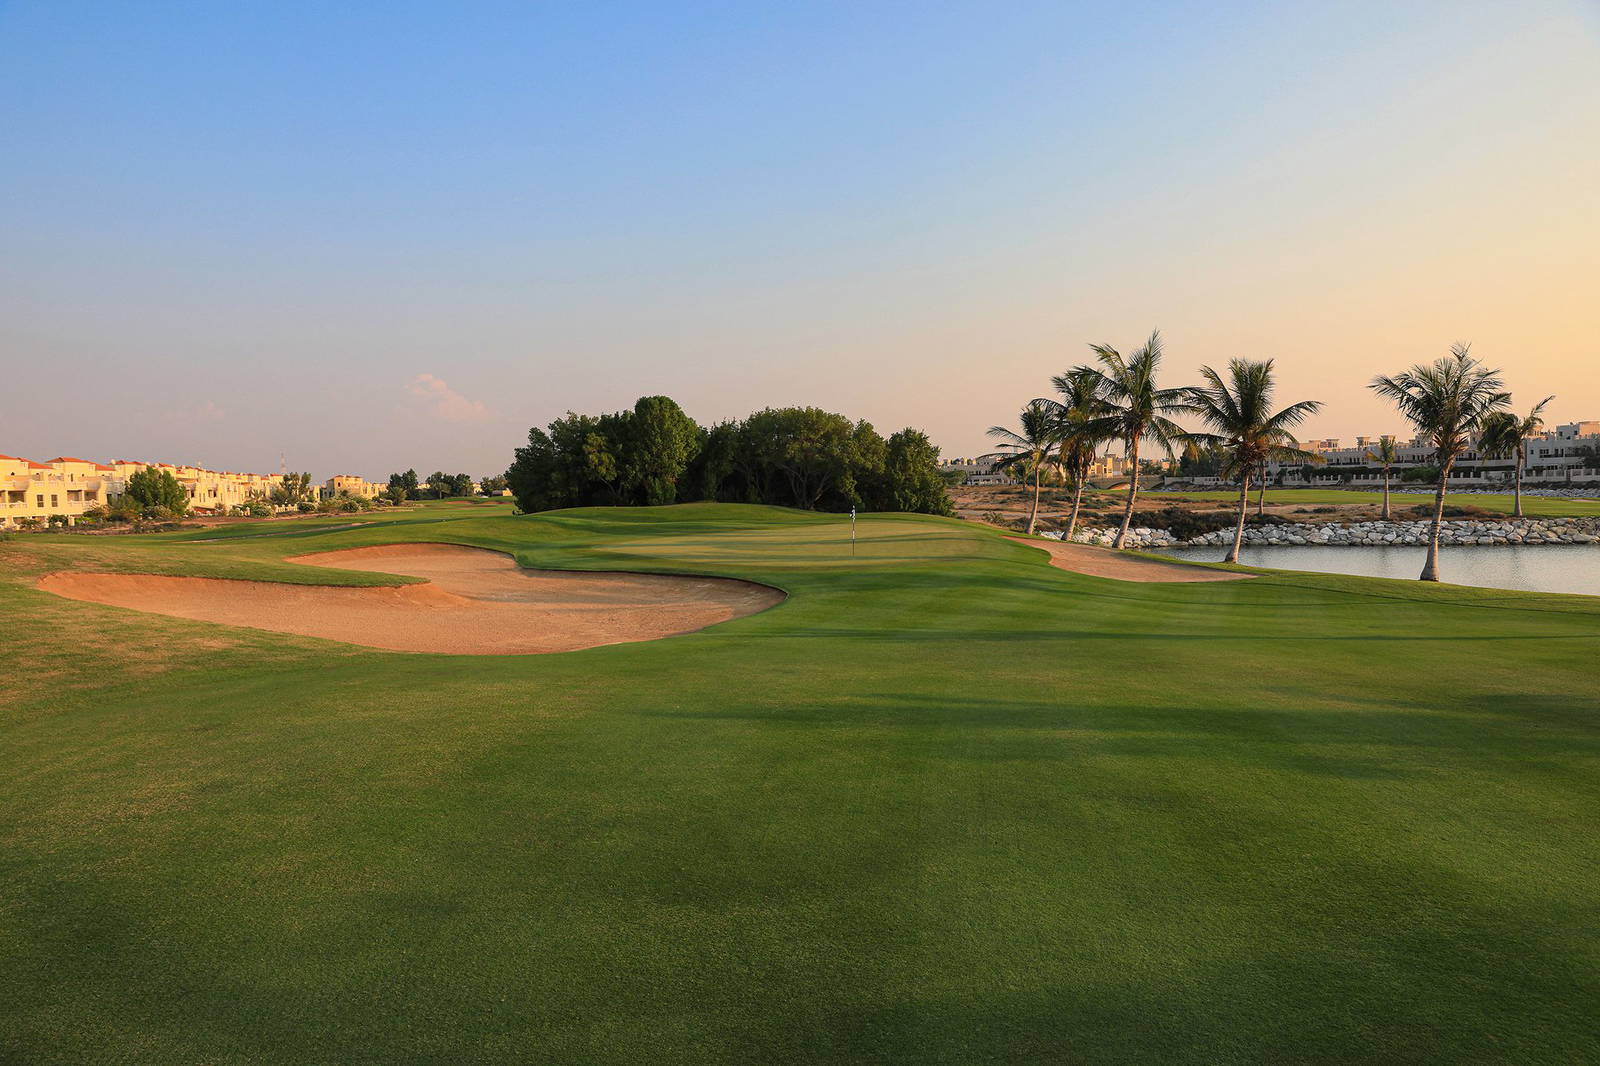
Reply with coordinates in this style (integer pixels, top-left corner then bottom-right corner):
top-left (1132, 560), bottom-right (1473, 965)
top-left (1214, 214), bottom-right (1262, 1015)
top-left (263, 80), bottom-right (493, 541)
top-left (2, 501), bottom-right (1597, 1064)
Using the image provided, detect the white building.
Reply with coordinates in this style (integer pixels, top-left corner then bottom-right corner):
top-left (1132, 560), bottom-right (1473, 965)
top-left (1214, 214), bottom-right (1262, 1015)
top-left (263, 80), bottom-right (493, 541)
top-left (1259, 422), bottom-right (1600, 487)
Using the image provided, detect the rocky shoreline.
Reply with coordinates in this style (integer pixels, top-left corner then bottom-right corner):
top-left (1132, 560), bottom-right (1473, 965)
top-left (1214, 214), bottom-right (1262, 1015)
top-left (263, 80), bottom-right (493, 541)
top-left (1053, 516), bottom-right (1600, 550)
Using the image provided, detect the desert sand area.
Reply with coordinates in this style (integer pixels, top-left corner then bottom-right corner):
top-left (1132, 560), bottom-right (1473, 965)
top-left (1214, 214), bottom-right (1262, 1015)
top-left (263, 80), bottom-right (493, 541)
top-left (34, 543), bottom-right (785, 654)
top-left (1005, 536), bottom-right (1254, 583)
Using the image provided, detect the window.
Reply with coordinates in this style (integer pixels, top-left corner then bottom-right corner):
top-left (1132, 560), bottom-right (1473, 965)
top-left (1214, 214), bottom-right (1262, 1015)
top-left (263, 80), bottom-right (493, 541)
top-left (36, 495), bottom-right (43, 507)
top-left (51, 495), bottom-right (59, 507)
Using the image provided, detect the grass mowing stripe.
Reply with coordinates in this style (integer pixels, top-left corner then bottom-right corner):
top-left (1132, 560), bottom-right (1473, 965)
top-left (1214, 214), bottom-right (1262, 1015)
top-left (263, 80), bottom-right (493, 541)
top-left (2, 502), bottom-right (1597, 1064)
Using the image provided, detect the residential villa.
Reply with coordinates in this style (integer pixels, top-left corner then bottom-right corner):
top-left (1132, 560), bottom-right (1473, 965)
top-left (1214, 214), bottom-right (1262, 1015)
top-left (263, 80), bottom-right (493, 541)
top-left (1, 455), bottom-right (119, 527)
top-left (941, 451), bottom-right (1134, 487)
top-left (1223, 421), bottom-right (1600, 488)
top-left (1, 454), bottom-right (341, 528)
top-left (325, 474), bottom-right (385, 499)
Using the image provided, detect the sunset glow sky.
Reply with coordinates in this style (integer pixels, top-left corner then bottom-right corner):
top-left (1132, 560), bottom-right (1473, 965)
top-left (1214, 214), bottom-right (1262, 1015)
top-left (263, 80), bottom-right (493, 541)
top-left (3, 2), bottom-right (1597, 478)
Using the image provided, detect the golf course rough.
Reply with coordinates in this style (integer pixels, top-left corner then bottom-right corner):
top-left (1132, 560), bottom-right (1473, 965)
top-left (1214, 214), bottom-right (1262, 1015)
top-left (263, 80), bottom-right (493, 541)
top-left (2, 499), bottom-right (1597, 1064)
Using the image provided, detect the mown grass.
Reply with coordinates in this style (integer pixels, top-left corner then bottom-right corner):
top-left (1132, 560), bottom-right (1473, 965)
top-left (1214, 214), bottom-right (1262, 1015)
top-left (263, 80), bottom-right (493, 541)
top-left (3, 501), bottom-right (1598, 1064)
top-left (1142, 487), bottom-right (1600, 517)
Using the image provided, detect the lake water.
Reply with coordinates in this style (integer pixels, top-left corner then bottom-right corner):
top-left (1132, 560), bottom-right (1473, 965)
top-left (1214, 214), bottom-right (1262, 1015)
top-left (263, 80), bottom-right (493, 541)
top-left (1158, 543), bottom-right (1600, 597)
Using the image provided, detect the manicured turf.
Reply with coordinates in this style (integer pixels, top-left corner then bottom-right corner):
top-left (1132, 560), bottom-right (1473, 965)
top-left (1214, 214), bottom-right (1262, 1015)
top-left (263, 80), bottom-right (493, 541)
top-left (1142, 487), bottom-right (1600, 517)
top-left (3, 501), bottom-right (1598, 1064)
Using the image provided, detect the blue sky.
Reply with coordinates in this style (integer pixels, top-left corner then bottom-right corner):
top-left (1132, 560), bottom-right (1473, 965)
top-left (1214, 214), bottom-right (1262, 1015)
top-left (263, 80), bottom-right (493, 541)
top-left (3, 2), bottom-right (1597, 478)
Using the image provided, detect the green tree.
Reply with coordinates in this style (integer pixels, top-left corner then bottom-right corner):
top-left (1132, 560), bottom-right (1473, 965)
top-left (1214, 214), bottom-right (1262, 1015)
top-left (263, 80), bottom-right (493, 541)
top-left (882, 429), bottom-right (953, 515)
top-left (986, 400), bottom-right (1058, 535)
top-left (449, 473), bottom-right (475, 497)
top-left (625, 396), bottom-right (700, 505)
top-left (507, 428), bottom-right (562, 512)
top-left (122, 467), bottom-right (189, 516)
top-left (749, 407), bottom-right (861, 510)
top-left (479, 475), bottom-right (508, 495)
top-left (1365, 436), bottom-right (1400, 520)
top-left (424, 471), bottom-right (451, 499)
top-left (1078, 330), bottom-right (1189, 549)
top-left (388, 469), bottom-right (419, 502)
top-left (583, 431), bottom-right (623, 501)
top-left (1477, 395), bottom-right (1553, 518)
top-left (681, 422), bottom-right (738, 502)
top-left (1182, 359), bottom-right (1323, 563)
top-left (271, 472), bottom-right (314, 507)
top-left (1370, 344), bottom-right (1510, 581)
top-left (507, 412), bottom-right (624, 511)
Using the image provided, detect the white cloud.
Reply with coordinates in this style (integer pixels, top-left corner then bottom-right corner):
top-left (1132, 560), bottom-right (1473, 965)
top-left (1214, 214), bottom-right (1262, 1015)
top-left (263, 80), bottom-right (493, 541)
top-left (406, 373), bottom-right (491, 422)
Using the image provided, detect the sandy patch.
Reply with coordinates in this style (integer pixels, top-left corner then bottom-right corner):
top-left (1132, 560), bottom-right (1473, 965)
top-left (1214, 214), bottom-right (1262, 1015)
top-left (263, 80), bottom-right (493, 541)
top-left (1007, 537), bottom-right (1254, 583)
top-left (36, 543), bottom-right (784, 655)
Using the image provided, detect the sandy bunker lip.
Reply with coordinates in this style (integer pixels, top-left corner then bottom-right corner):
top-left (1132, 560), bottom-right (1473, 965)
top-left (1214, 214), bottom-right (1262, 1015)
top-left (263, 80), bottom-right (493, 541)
top-left (35, 543), bottom-right (785, 655)
top-left (1006, 537), bottom-right (1255, 583)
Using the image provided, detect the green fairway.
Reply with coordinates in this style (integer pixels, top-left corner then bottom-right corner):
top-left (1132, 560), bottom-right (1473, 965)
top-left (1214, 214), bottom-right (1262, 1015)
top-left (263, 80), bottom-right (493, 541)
top-left (3, 501), bottom-right (1598, 1064)
top-left (1142, 487), bottom-right (1600, 517)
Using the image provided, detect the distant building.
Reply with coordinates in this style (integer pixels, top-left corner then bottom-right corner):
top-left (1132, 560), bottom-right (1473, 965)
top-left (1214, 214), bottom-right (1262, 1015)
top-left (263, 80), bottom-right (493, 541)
top-left (0, 452), bottom-right (363, 527)
top-left (939, 450), bottom-right (1133, 486)
top-left (325, 474), bottom-right (384, 499)
top-left (1256, 421), bottom-right (1600, 486)
top-left (939, 459), bottom-right (1017, 486)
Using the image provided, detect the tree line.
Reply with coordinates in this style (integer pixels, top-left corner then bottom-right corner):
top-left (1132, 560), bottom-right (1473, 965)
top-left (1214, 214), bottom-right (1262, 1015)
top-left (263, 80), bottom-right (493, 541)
top-left (506, 395), bottom-right (952, 517)
top-left (993, 331), bottom-right (1552, 581)
top-left (384, 469), bottom-right (509, 503)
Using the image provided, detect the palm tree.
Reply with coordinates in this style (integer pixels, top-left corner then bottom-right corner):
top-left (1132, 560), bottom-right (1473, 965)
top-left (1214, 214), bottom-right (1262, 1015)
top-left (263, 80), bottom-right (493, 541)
top-left (1079, 330), bottom-right (1188, 549)
top-left (1364, 436), bottom-right (1400, 520)
top-left (1182, 359), bottom-right (1322, 563)
top-left (986, 399), bottom-right (1058, 535)
top-left (1370, 344), bottom-right (1510, 581)
top-left (1044, 367), bottom-right (1115, 543)
top-left (1477, 395), bottom-right (1553, 518)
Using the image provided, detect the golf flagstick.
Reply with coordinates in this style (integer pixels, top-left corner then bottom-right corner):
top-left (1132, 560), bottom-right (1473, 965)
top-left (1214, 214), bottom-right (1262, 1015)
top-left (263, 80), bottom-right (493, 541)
top-left (851, 506), bottom-right (856, 557)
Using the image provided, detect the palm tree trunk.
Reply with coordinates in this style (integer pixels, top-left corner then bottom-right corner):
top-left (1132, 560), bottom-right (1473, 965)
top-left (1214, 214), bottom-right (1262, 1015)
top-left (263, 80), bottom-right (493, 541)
top-left (1026, 463), bottom-right (1041, 535)
top-left (1065, 479), bottom-right (1085, 543)
top-left (1381, 471), bottom-right (1391, 521)
top-left (1420, 462), bottom-right (1450, 582)
top-left (1113, 439), bottom-right (1140, 549)
top-left (1513, 444), bottom-right (1524, 518)
top-left (1255, 473), bottom-right (1266, 517)
top-left (1227, 472), bottom-right (1250, 563)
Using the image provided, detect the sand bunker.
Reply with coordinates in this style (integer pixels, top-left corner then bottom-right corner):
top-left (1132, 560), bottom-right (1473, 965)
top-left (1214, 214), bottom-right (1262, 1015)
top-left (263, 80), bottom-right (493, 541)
top-left (1008, 537), bottom-right (1254, 583)
top-left (36, 543), bottom-right (784, 654)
